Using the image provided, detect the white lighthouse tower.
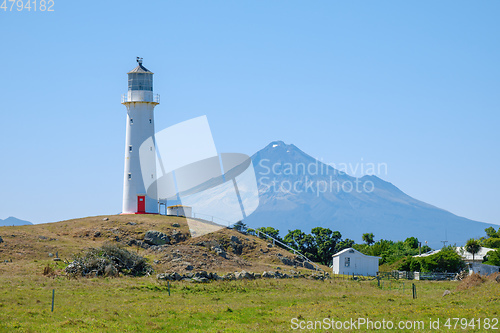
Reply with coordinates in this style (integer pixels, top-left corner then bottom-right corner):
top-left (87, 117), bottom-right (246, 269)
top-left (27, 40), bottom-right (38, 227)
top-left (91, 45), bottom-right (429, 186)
top-left (121, 57), bottom-right (159, 214)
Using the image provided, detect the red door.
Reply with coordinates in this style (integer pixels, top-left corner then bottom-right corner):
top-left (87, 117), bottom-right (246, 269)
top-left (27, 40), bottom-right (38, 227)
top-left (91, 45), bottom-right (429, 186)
top-left (137, 195), bottom-right (146, 213)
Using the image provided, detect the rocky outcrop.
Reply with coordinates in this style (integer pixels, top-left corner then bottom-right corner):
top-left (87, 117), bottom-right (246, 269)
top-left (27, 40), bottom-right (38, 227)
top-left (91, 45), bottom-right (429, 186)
top-left (0, 236), bottom-right (3, 244)
top-left (144, 230), bottom-right (170, 246)
top-left (274, 253), bottom-right (316, 270)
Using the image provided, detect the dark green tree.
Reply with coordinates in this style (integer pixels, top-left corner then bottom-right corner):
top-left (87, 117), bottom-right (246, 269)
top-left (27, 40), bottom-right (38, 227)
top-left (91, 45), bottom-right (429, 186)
top-left (256, 227), bottom-right (281, 241)
top-left (283, 229), bottom-right (313, 255)
top-left (404, 237), bottom-right (419, 249)
top-left (310, 227), bottom-right (342, 265)
top-left (232, 221), bottom-right (247, 232)
top-left (483, 249), bottom-right (500, 266)
top-left (362, 233), bottom-right (375, 246)
top-left (485, 227), bottom-right (498, 238)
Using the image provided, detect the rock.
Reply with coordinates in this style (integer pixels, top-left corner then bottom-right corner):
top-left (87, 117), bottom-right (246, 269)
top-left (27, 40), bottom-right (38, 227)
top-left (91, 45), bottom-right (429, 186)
top-left (262, 271), bottom-right (275, 278)
top-left (157, 273), bottom-right (170, 280)
top-left (94, 231), bottom-right (101, 237)
top-left (170, 230), bottom-right (185, 244)
top-left (267, 243), bottom-right (273, 248)
top-left (443, 290), bottom-right (451, 297)
top-left (223, 273), bottom-right (236, 281)
top-left (191, 277), bottom-right (209, 283)
top-left (303, 261), bottom-right (314, 270)
top-left (48, 253), bottom-right (54, 257)
top-left (172, 223), bottom-right (180, 227)
top-left (230, 236), bottom-right (241, 244)
top-left (276, 266), bottom-right (281, 270)
top-left (280, 257), bottom-right (294, 266)
top-left (126, 222), bottom-right (137, 226)
top-left (211, 245), bottom-right (227, 259)
top-left (197, 271), bottom-right (209, 279)
top-left (153, 260), bottom-right (160, 264)
top-left (144, 230), bottom-right (170, 246)
top-left (114, 236), bottom-right (120, 242)
top-left (496, 275), bottom-right (500, 283)
top-left (185, 265), bottom-right (194, 271)
top-left (38, 236), bottom-right (48, 240)
top-left (235, 270), bottom-right (253, 280)
top-left (0, 236), bottom-right (3, 244)
top-left (103, 218), bottom-right (109, 221)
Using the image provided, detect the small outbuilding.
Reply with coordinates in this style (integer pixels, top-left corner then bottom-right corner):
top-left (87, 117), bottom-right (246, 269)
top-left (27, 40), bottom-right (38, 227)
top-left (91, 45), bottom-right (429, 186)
top-left (332, 248), bottom-right (380, 276)
top-left (166, 205), bottom-right (192, 218)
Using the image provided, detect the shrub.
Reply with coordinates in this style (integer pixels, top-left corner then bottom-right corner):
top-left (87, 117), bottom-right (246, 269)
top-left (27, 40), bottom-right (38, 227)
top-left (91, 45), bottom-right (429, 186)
top-left (65, 243), bottom-right (153, 277)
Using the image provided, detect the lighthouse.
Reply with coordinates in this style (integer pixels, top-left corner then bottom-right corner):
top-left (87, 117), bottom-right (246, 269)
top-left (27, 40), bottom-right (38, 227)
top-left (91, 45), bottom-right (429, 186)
top-left (121, 57), bottom-right (159, 214)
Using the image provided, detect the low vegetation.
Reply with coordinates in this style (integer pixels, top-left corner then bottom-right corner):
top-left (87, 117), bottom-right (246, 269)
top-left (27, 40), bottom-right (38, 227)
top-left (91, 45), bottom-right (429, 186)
top-left (65, 244), bottom-right (153, 278)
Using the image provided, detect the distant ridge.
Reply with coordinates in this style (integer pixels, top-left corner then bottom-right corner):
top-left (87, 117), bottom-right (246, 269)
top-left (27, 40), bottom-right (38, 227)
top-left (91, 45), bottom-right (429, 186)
top-left (244, 141), bottom-right (498, 249)
top-left (0, 217), bottom-right (33, 226)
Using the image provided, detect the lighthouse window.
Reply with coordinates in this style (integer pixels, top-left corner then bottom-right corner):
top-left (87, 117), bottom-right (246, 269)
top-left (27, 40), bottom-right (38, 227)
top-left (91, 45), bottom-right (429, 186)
top-left (128, 173), bottom-right (132, 180)
top-left (129, 146), bottom-right (132, 152)
top-left (130, 118), bottom-right (133, 124)
top-left (149, 119), bottom-right (152, 124)
top-left (150, 147), bottom-right (153, 151)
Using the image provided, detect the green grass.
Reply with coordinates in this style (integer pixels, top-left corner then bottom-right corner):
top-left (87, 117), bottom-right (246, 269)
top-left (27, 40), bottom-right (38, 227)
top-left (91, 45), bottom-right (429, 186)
top-left (0, 274), bottom-right (498, 332)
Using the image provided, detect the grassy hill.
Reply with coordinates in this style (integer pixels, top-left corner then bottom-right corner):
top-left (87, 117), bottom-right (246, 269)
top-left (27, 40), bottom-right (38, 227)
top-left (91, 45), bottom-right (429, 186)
top-left (0, 214), bottom-right (327, 277)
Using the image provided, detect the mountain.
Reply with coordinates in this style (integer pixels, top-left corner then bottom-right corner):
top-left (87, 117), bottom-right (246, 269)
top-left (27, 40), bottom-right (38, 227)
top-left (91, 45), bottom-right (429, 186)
top-left (0, 217), bottom-right (33, 226)
top-left (244, 141), bottom-right (497, 249)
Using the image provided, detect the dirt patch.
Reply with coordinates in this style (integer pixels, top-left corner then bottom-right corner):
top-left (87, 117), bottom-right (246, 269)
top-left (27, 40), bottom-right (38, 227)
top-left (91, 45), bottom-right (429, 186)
top-left (456, 273), bottom-right (486, 291)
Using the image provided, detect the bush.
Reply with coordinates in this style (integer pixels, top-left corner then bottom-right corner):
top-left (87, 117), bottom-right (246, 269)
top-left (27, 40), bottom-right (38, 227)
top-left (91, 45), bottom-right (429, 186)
top-left (65, 243), bottom-right (153, 277)
top-left (483, 238), bottom-right (500, 249)
top-left (398, 247), bottom-right (465, 273)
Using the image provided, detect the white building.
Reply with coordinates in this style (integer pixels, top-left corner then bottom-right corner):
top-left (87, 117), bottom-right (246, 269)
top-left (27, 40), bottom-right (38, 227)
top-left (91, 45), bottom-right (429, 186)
top-left (121, 58), bottom-right (160, 214)
top-left (332, 248), bottom-right (380, 276)
top-left (167, 205), bottom-right (193, 218)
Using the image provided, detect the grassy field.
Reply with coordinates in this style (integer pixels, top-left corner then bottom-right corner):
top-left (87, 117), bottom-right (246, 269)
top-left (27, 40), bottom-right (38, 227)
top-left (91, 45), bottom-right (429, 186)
top-left (0, 271), bottom-right (499, 332)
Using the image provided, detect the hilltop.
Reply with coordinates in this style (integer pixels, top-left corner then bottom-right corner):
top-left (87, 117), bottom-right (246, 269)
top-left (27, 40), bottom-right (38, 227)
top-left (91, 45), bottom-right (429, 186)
top-left (0, 214), bottom-right (326, 277)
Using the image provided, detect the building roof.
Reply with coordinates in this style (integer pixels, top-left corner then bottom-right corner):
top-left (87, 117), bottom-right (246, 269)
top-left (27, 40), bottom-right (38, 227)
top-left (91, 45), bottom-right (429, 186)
top-left (413, 246), bottom-right (495, 261)
top-left (332, 247), bottom-right (381, 259)
top-left (127, 63), bottom-right (153, 74)
top-left (167, 205), bottom-right (192, 208)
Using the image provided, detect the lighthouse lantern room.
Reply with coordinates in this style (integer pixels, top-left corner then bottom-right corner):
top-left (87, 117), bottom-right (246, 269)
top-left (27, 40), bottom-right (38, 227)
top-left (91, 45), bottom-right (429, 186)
top-left (121, 57), bottom-right (159, 214)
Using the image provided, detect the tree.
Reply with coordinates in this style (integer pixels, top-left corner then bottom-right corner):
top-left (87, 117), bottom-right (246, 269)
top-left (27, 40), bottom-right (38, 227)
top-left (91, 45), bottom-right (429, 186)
top-left (483, 249), bottom-right (500, 266)
top-left (465, 238), bottom-right (481, 262)
top-left (483, 237), bottom-right (500, 249)
top-left (485, 227), bottom-right (498, 238)
top-left (256, 227), bottom-right (281, 241)
top-left (362, 233), bottom-right (375, 246)
top-left (310, 227), bottom-right (342, 266)
top-left (232, 221), bottom-right (247, 233)
top-left (336, 238), bottom-right (355, 253)
top-left (283, 227), bottom-right (346, 265)
top-left (404, 237), bottom-right (419, 249)
top-left (283, 229), bottom-right (314, 255)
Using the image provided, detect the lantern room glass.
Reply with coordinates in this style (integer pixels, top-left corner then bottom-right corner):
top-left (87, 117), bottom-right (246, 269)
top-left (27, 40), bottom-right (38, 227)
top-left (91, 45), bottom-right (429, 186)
top-left (128, 73), bottom-right (153, 91)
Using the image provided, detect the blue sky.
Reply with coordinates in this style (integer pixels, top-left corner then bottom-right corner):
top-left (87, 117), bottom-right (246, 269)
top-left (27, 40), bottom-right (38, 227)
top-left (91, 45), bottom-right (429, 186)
top-left (1, 0), bottom-right (499, 225)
